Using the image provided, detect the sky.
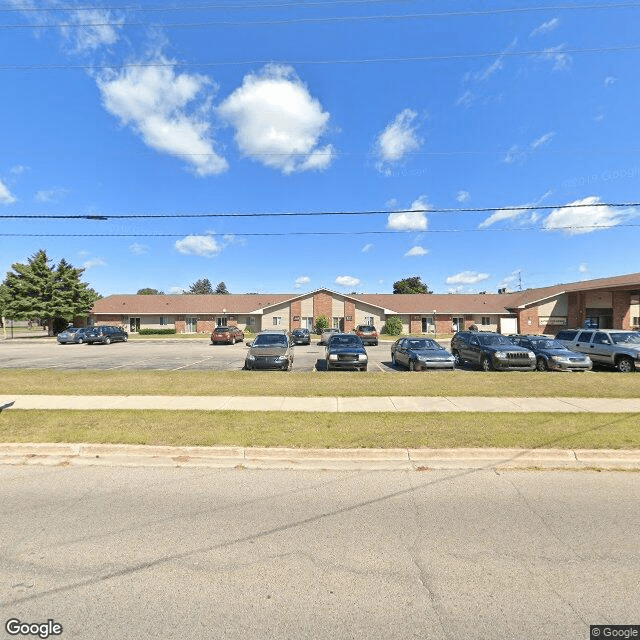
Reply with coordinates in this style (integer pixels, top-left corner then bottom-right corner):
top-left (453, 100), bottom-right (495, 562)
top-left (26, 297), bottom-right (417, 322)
top-left (1, 0), bottom-right (640, 296)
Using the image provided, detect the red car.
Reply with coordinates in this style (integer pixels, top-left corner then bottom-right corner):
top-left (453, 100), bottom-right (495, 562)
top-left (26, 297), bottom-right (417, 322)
top-left (211, 326), bottom-right (245, 345)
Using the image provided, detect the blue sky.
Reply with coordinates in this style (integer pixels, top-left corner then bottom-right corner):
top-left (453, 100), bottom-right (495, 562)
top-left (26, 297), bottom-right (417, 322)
top-left (1, 0), bottom-right (639, 296)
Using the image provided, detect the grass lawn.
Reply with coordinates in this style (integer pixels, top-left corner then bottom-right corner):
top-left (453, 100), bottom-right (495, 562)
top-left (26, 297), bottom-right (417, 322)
top-left (2, 369), bottom-right (640, 398)
top-left (1, 410), bottom-right (638, 449)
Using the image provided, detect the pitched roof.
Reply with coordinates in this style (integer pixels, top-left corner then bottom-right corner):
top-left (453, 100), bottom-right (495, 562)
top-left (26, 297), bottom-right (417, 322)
top-left (352, 293), bottom-right (517, 314)
top-left (91, 294), bottom-right (293, 315)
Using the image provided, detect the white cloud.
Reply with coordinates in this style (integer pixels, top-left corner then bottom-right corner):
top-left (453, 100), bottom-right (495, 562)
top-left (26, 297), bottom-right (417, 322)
top-left (374, 108), bottom-right (423, 172)
top-left (446, 271), bottom-right (490, 286)
top-left (498, 269), bottom-right (522, 290)
top-left (35, 187), bottom-right (70, 203)
top-left (455, 90), bottom-right (475, 108)
top-left (456, 190), bottom-right (470, 203)
top-left (61, 9), bottom-right (122, 53)
top-left (83, 258), bottom-right (107, 269)
top-left (387, 196), bottom-right (431, 231)
top-left (169, 285), bottom-right (188, 294)
top-left (543, 196), bottom-right (636, 235)
top-left (218, 64), bottom-right (334, 175)
top-left (530, 17), bottom-right (560, 38)
top-left (129, 243), bottom-right (150, 255)
top-left (175, 234), bottom-right (223, 257)
top-left (404, 246), bottom-right (429, 257)
top-left (539, 45), bottom-right (572, 71)
top-left (530, 131), bottom-right (555, 150)
top-left (294, 276), bottom-right (310, 288)
top-left (579, 262), bottom-right (590, 276)
top-left (361, 243), bottom-right (374, 253)
top-left (97, 61), bottom-right (228, 176)
top-left (604, 76), bottom-right (618, 87)
top-left (0, 180), bottom-right (16, 205)
top-left (503, 144), bottom-right (525, 164)
top-left (10, 165), bottom-right (29, 176)
top-left (335, 275), bottom-right (361, 288)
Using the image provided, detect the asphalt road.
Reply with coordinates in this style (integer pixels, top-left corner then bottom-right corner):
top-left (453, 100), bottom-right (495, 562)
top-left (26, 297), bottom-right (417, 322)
top-left (1, 466), bottom-right (638, 640)
top-left (0, 339), bottom-right (461, 373)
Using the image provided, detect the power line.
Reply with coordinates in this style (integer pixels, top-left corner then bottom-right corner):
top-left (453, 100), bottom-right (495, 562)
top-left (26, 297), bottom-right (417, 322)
top-left (0, 202), bottom-right (637, 220)
top-left (3, 2), bottom-right (640, 29)
top-left (3, 44), bottom-right (639, 71)
top-left (1, 224), bottom-right (639, 237)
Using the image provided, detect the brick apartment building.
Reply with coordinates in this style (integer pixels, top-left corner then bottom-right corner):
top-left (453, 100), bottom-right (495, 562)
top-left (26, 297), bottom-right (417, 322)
top-left (89, 272), bottom-right (640, 336)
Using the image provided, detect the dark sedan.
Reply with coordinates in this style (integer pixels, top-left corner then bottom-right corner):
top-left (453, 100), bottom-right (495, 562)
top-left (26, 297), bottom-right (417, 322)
top-left (510, 335), bottom-right (592, 372)
top-left (291, 328), bottom-right (311, 345)
top-left (56, 327), bottom-right (88, 344)
top-left (325, 333), bottom-right (368, 371)
top-left (244, 331), bottom-right (293, 371)
top-left (84, 325), bottom-right (128, 345)
top-left (391, 337), bottom-right (456, 371)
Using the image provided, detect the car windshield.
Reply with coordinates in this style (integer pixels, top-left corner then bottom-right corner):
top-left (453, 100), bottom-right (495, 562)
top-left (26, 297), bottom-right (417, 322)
top-left (215, 327), bottom-right (230, 333)
top-left (293, 330), bottom-right (307, 335)
top-left (329, 335), bottom-right (362, 347)
top-left (530, 339), bottom-right (563, 349)
top-left (612, 332), bottom-right (640, 344)
top-left (254, 334), bottom-right (288, 347)
top-left (358, 326), bottom-right (375, 332)
top-left (477, 334), bottom-right (512, 346)
top-left (65, 328), bottom-right (80, 333)
top-left (407, 339), bottom-right (439, 350)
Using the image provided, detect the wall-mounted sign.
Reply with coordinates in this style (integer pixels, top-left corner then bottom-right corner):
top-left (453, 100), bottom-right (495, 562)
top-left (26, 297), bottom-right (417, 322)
top-left (345, 315), bottom-right (353, 321)
top-left (293, 315), bottom-right (300, 321)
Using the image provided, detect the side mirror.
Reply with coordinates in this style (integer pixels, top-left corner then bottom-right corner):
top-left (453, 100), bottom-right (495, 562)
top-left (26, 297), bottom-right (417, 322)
top-left (246, 341), bottom-right (253, 347)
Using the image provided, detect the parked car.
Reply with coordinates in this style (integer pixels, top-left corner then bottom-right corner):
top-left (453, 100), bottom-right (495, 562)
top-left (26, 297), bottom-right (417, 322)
top-left (391, 337), bottom-right (455, 371)
top-left (84, 325), bottom-right (128, 345)
top-left (354, 325), bottom-right (379, 346)
top-left (319, 328), bottom-right (340, 345)
top-left (291, 328), bottom-right (311, 345)
top-left (211, 326), bottom-right (244, 345)
top-left (244, 330), bottom-right (294, 371)
top-left (510, 335), bottom-right (592, 372)
top-left (325, 333), bottom-right (368, 371)
top-left (56, 327), bottom-right (88, 344)
top-left (555, 329), bottom-right (640, 373)
top-left (451, 331), bottom-right (536, 371)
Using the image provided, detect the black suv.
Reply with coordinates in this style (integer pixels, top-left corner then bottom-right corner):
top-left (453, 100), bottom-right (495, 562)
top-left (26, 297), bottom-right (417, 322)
top-left (84, 325), bottom-right (128, 345)
top-left (451, 331), bottom-right (536, 371)
top-left (291, 328), bottom-right (311, 345)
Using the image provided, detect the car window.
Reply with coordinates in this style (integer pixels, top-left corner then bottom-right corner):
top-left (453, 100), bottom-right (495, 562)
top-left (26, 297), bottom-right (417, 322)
top-left (556, 331), bottom-right (577, 341)
top-left (477, 334), bottom-right (511, 346)
top-left (593, 332), bottom-right (610, 344)
top-left (408, 339), bottom-right (436, 349)
top-left (611, 332), bottom-right (640, 344)
top-left (254, 334), bottom-right (288, 347)
top-left (577, 332), bottom-right (593, 343)
top-left (329, 335), bottom-right (362, 347)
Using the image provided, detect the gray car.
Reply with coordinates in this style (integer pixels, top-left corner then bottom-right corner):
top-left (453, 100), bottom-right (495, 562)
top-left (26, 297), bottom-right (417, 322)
top-left (391, 338), bottom-right (455, 371)
top-left (56, 327), bottom-right (88, 344)
top-left (244, 331), bottom-right (294, 371)
top-left (510, 335), bottom-right (592, 372)
top-left (555, 329), bottom-right (640, 373)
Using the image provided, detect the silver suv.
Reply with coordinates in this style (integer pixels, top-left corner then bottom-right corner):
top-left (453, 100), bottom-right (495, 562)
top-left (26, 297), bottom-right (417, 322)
top-left (555, 329), bottom-right (640, 373)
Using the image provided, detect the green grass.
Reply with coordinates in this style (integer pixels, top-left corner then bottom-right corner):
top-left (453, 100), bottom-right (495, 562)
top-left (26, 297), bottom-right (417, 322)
top-left (1, 410), bottom-right (638, 449)
top-left (2, 369), bottom-right (640, 398)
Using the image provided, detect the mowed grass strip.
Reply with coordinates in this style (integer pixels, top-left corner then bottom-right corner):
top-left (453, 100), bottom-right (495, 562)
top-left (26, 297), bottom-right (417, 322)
top-left (3, 369), bottom-right (640, 398)
top-left (1, 410), bottom-right (638, 449)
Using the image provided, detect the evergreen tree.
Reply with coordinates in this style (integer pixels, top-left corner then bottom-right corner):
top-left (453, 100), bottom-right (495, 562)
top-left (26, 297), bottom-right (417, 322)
top-left (215, 281), bottom-right (229, 295)
top-left (2, 250), bottom-right (100, 334)
top-left (137, 288), bottom-right (164, 295)
top-left (186, 278), bottom-right (214, 295)
top-left (392, 276), bottom-right (432, 294)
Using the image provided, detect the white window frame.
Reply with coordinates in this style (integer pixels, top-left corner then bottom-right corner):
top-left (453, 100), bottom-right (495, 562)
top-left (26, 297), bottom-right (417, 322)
top-left (273, 316), bottom-right (282, 326)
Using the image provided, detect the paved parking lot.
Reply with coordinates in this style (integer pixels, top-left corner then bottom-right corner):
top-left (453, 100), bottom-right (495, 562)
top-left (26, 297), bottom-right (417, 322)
top-left (1, 338), bottom-right (459, 373)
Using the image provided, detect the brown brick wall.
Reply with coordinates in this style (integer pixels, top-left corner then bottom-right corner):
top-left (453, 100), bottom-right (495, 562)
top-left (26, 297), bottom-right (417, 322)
top-left (613, 290), bottom-right (631, 329)
top-left (343, 301), bottom-right (355, 332)
top-left (291, 301), bottom-right (302, 330)
top-left (313, 292), bottom-right (332, 326)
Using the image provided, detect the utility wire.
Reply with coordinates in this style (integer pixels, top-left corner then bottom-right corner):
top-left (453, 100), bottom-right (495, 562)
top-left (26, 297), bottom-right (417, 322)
top-left (2, 224), bottom-right (640, 237)
top-left (3, 3), bottom-right (640, 28)
top-left (2, 44), bottom-right (639, 70)
top-left (0, 202), bottom-right (637, 220)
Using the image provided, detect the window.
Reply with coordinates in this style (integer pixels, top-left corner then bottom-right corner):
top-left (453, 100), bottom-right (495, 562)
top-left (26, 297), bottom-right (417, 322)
top-left (246, 317), bottom-right (255, 326)
top-left (333, 317), bottom-right (342, 329)
top-left (272, 316), bottom-right (282, 326)
top-left (593, 332), bottom-right (610, 345)
top-left (577, 331), bottom-right (593, 343)
top-left (633, 317), bottom-right (640, 326)
top-left (481, 317), bottom-right (490, 326)
top-left (364, 316), bottom-right (374, 326)
top-left (159, 316), bottom-right (170, 326)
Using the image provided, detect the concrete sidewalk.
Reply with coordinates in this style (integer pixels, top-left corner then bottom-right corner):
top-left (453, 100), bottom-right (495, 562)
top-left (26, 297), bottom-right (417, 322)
top-left (2, 394), bottom-right (640, 412)
top-left (1, 442), bottom-right (639, 471)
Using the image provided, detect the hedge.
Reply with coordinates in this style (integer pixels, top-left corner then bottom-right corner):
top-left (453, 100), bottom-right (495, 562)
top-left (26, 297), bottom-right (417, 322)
top-left (138, 328), bottom-right (177, 335)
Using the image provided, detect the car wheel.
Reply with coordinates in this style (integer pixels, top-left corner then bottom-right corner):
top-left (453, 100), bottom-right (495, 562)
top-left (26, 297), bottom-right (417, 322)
top-left (452, 350), bottom-right (462, 367)
top-left (104, 337), bottom-right (111, 345)
top-left (123, 335), bottom-right (127, 342)
top-left (409, 359), bottom-right (416, 372)
top-left (536, 357), bottom-right (549, 372)
top-left (77, 338), bottom-right (83, 344)
top-left (361, 365), bottom-right (367, 371)
top-left (391, 353), bottom-right (396, 365)
top-left (617, 356), bottom-right (635, 373)
top-left (481, 355), bottom-right (493, 371)
top-left (231, 338), bottom-right (235, 345)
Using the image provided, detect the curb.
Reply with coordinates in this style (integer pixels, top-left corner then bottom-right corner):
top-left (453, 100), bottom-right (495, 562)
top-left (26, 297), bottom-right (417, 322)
top-left (1, 443), bottom-right (639, 471)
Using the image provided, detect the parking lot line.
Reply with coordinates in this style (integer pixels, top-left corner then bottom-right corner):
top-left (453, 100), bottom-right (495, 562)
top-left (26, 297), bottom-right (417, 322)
top-left (170, 357), bottom-right (217, 371)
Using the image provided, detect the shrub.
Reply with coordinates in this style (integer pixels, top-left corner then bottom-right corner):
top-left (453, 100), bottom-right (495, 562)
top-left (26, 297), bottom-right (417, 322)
top-left (314, 315), bottom-right (330, 333)
top-left (382, 315), bottom-right (403, 336)
top-left (138, 328), bottom-right (177, 335)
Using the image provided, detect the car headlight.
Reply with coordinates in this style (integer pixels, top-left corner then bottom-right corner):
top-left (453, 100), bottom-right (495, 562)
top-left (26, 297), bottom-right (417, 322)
top-left (495, 351), bottom-right (507, 359)
top-left (551, 356), bottom-right (569, 363)
top-left (357, 354), bottom-right (367, 361)
top-left (527, 351), bottom-right (536, 359)
top-left (247, 355), bottom-right (256, 361)
top-left (328, 354), bottom-right (338, 361)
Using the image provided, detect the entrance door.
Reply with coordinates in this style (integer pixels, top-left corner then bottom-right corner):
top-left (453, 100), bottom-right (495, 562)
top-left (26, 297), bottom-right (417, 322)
top-left (185, 317), bottom-right (197, 333)
top-left (129, 317), bottom-right (140, 333)
top-left (452, 317), bottom-right (464, 332)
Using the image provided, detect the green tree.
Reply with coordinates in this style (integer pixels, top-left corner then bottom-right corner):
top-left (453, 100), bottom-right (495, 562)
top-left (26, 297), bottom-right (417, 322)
top-left (382, 315), bottom-right (403, 336)
top-left (314, 314), bottom-right (330, 333)
top-left (215, 281), bottom-right (229, 295)
top-left (2, 250), bottom-right (100, 334)
top-left (186, 278), bottom-right (214, 295)
top-left (392, 276), bottom-right (432, 294)
top-left (137, 288), bottom-right (164, 295)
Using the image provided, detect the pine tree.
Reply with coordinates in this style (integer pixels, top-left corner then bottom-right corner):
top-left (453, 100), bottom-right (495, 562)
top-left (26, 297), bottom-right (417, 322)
top-left (215, 281), bottom-right (229, 295)
top-left (186, 278), bottom-right (214, 295)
